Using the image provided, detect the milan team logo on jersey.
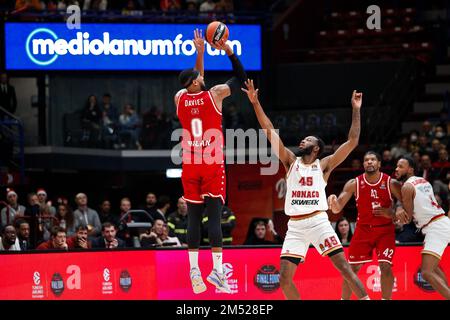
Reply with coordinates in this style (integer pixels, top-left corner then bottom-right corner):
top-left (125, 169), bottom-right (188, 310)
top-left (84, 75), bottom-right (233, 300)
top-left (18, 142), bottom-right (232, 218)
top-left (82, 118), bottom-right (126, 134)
top-left (191, 108), bottom-right (199, 115)
top-left (380, 182), bottom-right (386, 189)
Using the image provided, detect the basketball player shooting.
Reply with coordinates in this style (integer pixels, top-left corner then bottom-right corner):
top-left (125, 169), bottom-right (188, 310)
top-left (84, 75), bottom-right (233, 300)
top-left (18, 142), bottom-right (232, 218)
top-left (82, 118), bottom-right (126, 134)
top-left (242, 79), bottom-right (369, 300)
top-left (174, 29), bottom-right (247, 294)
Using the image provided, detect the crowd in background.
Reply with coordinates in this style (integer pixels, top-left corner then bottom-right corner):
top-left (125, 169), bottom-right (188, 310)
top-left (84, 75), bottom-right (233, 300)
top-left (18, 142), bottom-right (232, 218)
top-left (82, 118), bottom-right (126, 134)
top-left (0, 189), bottom-right (241, 251)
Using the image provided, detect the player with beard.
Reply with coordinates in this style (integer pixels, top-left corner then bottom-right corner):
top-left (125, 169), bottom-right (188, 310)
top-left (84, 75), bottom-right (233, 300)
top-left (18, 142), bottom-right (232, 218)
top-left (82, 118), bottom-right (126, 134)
top-left (395, 156), bottom-right (450, 299)
top-left (242, 79), bottom-right (369, 300)
top-left (174, 30), bottom-right (247, 294)
top-left (328, 151), bottom-right (404, 299)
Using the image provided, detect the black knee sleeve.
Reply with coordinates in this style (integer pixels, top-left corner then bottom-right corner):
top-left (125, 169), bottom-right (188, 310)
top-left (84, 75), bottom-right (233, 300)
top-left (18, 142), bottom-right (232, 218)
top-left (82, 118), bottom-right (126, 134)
top-left (204, 197), bottom-right (223, 248)
top-left (187, 202), bottom-right (204, 249)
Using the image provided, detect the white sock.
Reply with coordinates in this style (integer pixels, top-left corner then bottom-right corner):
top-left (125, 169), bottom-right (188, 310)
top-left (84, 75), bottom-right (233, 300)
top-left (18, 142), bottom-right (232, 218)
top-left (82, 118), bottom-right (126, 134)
top-left (189, 251), bottom-right (199, 270)
top-left (212, 252), bottom-right (223, 273)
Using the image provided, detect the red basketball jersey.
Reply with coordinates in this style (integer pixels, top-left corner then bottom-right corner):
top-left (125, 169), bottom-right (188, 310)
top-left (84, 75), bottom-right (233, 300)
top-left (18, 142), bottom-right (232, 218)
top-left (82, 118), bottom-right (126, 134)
top-left (176, 90), bottom-right (224, 163)
top-left (355, 172), bottom-right (393, 226)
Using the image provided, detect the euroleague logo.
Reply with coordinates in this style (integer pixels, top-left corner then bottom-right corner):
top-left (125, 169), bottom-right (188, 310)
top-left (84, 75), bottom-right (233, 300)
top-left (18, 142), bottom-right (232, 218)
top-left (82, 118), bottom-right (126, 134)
top-left (103, 268), bottom-right (111, 282)
top-left (33, 271), bottom-right (41, 285)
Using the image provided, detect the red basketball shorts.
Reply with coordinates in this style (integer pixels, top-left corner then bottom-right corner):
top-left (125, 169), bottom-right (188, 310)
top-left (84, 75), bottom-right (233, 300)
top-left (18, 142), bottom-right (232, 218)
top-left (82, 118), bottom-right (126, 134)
top-left (348, 224), bottom-right (396, 265)
top-left (181, 162), bottom-right (226, 204)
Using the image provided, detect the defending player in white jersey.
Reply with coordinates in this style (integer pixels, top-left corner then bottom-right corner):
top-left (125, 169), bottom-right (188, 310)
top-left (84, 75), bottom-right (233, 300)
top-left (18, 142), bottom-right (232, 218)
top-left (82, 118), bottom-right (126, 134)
top-left (242, 79), bottom-right (369, 300)
top-left (395, 156), bottom-right (450, 299)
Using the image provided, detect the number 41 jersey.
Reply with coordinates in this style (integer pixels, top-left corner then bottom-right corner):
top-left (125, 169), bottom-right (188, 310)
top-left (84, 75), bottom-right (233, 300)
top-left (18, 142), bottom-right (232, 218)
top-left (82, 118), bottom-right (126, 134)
top-left (176, 90), bottom-right (224, 164)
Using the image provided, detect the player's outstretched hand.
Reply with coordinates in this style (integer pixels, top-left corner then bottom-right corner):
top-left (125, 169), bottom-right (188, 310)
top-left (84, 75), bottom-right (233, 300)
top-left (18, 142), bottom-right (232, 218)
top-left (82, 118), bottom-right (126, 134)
top-left (327, 194), bottom-right (340, 214)
top-left (193, 28), bottom-right (205, 54)
top-left (351, 90), bottom-right (363, 109)
top-left (241, 79), bottom-right (259, 104)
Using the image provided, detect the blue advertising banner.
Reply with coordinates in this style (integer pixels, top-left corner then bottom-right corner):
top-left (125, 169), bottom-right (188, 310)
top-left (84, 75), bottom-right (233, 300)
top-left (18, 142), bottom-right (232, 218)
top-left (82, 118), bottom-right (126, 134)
top-left (5, 22), bottom-right (261, 71)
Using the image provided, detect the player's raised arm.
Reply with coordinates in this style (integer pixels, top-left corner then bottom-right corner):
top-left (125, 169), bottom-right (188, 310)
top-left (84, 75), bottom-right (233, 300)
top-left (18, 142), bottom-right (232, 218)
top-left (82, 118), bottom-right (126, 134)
top-left (328, 179), bottom-right (356, 214)
top-left (242, 79), bottom-right (296, 171)
top-left (193, 29), bottom-right (205, 77)
top-left (210, 39), bottom-right (247, 106)
top-left (321, 90), bottom-right (362, 173)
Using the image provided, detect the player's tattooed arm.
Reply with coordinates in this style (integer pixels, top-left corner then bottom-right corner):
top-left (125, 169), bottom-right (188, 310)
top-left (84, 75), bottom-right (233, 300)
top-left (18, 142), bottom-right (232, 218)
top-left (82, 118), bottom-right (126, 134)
top-left (328, 179), bottom-right (356, 214)
top-left (193, 28), bottom-right (205, 77)
top-left (174, 89), bottom-right (187, 109)
top-left (398, 183), bottom-right (415, 224)
top-left (242, 79), bottom-right (296, 171)
top-left (321, 90), bottom-right (362, 175)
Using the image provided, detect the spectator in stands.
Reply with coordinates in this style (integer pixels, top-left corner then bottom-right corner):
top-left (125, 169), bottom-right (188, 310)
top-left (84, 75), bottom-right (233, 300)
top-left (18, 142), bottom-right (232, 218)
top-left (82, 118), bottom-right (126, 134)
top-left (395, 220), bottom-right (424, 243)
top-left (243, 219), bottom-right (282, 245)
top-left (141, 106), bottom-right (159, 149)
top-left (25, 192), bottom-right (41, 248)
top-left (142, 192), bottom-right (158, 218)
top-left (0, 72), bottom-right (17, 118)
top-left (98, 200), bottom-right (119, 227)
top-left (67, 225), bottom-right (91, 249)
top-left (421, 120), bottom-right (434, 139)
top-left (100, 93), bottom-right (118, 148)
top-left (14, 0), bottom-right (43, 11)
top-left (15, 219), bottom-right (32, 250)
top-left (118, 104), bottom-right (141, 149)
top-left (140, 218), bottom-right (181, 247)
top-left (122, 0), bottom-right (143, 16)
top-left (1, 188), bottom-right (26, 227)
top-left (434, 125), bottom-right (448, 143)
top-left (351, 158), bottom-right (363, 173)
top-left (91, 222), bottom-right (126, 249)
top-left (202, 205), bottom-right (236, 245)
top-left (36, 226), bottom-right (68, 250)
top-left (419, 154), bottom-right (438, 183)
top-left (83, 0), bottom-right (108, 10)
top-left (55, 203), bottom-right (75, 237)
top-left (160, 0), bottom-right (180, 11)
top-left (81, 95), bottom-right (102, 146)
top-left (430, 138), bottom-right (442, 162)
top-left (73, 193), bottom-right (102, 238)
top-left (417, 135), bottom-right (432, 155)
top-left (334, 216), bottom-right (353, 245)
top-left (391, 136), bottom-right (409, 160)
top-left (432, 148), bottom-right (450, 208)
top-left (39, 204), bottom-right (56, 241)
top-left (36, 188), bottom-right (56, 216)
top-left (167, 197), bottom-right (188, 245)
top-left (199, 0), bottom-right (215, 12)
top-left (381, 149), bottom-right (395, 173)
top-left (154, 195), bottom-right (170, 222)
top-left (0, 224), bottom-right (21, 251)
top-left (186, 0), bottom-right (197, 13)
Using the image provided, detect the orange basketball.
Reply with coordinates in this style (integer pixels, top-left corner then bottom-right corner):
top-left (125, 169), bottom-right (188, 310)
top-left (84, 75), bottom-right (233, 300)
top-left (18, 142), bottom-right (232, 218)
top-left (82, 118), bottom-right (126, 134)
top-left (206, 21), bottom-right (229, 45)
